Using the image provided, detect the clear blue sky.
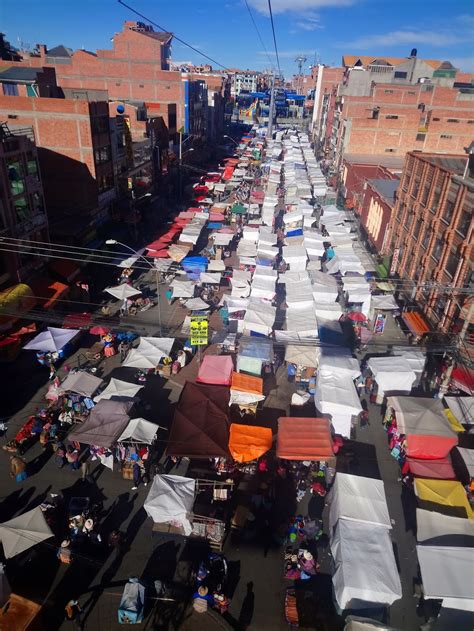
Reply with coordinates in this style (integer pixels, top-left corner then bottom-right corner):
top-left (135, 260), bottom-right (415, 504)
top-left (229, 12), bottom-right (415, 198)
top-left (1, 0), bottom-right (473, 76)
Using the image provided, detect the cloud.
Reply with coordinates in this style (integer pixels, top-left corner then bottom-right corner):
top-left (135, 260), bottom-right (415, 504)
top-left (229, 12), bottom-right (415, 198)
top-left (258, 49), bottom-right (314, 58)
top-left (248, 0), bottom-right (355, 15)
top-left (340, 29), bottom-right (472, 49)
top-left (295, 14), bottom-right (323, 30)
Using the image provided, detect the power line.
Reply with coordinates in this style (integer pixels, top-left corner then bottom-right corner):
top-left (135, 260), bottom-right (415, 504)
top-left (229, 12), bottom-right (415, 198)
top-left (244, 0), bottom-right (274, 69)
top-left (267, 0), bottom-right (281, 78)
top-left (117, 0), bottom-right (230, 71)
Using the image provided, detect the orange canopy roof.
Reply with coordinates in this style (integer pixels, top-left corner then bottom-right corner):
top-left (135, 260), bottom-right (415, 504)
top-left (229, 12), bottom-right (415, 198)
top-left (231, 371), bottom-right (263, 395)
top-left (229, 423), bottom-right (272, 463)
top-left (277, 417), bottom-right (334, 461)
top-left (402, 312), bottom-right (431, 336)
top-left (30, 278), bottom-right (68, 310)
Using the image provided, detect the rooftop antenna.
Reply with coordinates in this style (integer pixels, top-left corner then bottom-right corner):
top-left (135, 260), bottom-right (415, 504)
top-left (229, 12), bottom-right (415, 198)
top-left (295, 54), bottom-right (307, 95)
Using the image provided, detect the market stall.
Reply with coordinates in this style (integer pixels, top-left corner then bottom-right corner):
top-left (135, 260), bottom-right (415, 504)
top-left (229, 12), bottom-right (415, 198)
top-left (197, 355), bottom-right (234, 386)
top-left (367, 357), bottom-right (416, 399)
top-left (413, 478), bottom-right (473, 519)
top-left (93, 378), bottom-right (144, 403)
top-left (228, 424), bottom-right (272, 463)
top-left (69, 399), bottom-right (133, 449)
top-left (331, 519), bottom-right (402, 611)
top-left (0, 507), bottom-right (53, 559)
top-left (386, 397), bottom-right (458, 459)
top-left (276, 417), bottom-right (334, 462)
top-left (122, 337), bottom-right (175, 369)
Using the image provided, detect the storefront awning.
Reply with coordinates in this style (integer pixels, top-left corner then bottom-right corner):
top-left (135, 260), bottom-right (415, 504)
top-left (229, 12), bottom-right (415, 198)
top-left (401, 311), bottom-right (430, 336)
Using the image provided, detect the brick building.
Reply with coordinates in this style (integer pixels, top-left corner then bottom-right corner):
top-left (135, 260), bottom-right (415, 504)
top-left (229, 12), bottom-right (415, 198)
top-left (1, 22), bottom-right (210, 141)
top-left (388, 151), bottom-right (473, 333)
top-left (310, 65), bottom-right (344, 157)
top-left (359, 178), bottom-right (399, 255)
top-left (0, 123), bottom-right (49, 284)
top-left (0, 87), bottom-right (114, 246)
top-left (340, 154), bottom-right (403, 211)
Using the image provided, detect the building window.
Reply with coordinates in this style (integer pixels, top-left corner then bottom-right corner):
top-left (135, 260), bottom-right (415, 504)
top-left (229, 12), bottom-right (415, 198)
top-left (416, 133), bottom-right (426, 142)
top-left (445, 250), bottom-right (460, 278)
top-left (32, 192), bottom-right (43, 213)
top-left (431, 238), bottom-right (444, 262)
top-left (384, 148), bottom-right (396, 153)
top-left (421, 185), bottom-right (430, 206)
top-left (94, 146), bottom-right (111, 164)
top-left (2, 83), bottom-right (19, 96)
top-left (14, 197), bottom-right (30, 222)
top-left (440, 134), bottom-right (452, 139)
top-left (7, 160), bottom-right (25, 196)
top-left (413, 218), bottom-right (422, 238)
top-left (97, 173), bottom-right (114, 193)
top-left (139, 84), bottom-right (144, 88)
top-left (26, 154), bottom-right (39, 176)
top-left (384, 89), bottom-right (393, 94)
top-left (468, 120), bottom-right (474, 124)
top-left (421, 228), bottom-right (431, 249)
top-left (394, 71), bottom-right (407, 79)
top-left (386, 115), bottom-right (399, 119)
top-left (456, 210), bottom-right (471, 237)
top-left (407, 91), bottom-right (416, 95)
top-left (447, 119), bottom-right (459, 123)
top-left (443, 199), bottom-right (455, 223)
top-left (432, 117), bottom-right (441, 121)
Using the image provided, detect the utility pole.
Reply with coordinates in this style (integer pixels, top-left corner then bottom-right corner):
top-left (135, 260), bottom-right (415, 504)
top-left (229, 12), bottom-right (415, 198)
top-left (178, 129), bottom-right (183, 201)
top-left (438, 299), bottom-right (474, 396)
top-left (267, 74), bottom-right (275, 138)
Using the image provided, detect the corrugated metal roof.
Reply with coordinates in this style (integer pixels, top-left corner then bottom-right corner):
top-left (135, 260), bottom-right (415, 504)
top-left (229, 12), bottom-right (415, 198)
top-left (368, 178), bottom-right (399, 203)
top-left (0, 67), bottom-right (41, 82)
top-left (343, 153), bottom-right (405, 169)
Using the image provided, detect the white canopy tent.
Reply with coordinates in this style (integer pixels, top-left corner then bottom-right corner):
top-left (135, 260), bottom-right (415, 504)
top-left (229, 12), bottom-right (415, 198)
top-left (315, 371), bottom-right (362, 417)
top-left (331, 520), bottom-right (402, 610)
top-left (327, 473), bottom-right (392, 532)
top-left (444, 397), bottom-right (474, 425)
top-left (184, 297), bottom-right (210, 311)
top-left (122, 337), bottom-right (175, 369)
top-left (117, 418), bottom-right (160, 444)
top-left (116, 248), bottom-right (146, 268)
top-left (104, 284), bottom-right (142, 300)
top-left (23, 327), bottom-right (80, 353)
top-left (144, 474), bottom-right (196, 536)
top-left (170, 280), bottom-right (195, 299)
top-left (243, 299), bottom-right (276, 336)
top-left (94, 377), bottom-right (144, 402)
top-left (371, 294), bottom-right (399, 311)
top-left (319, 354), bottom-right (360, 379)
top-left (199, 272), bottom-right (221, 285)
top-left (282, 245), bottom-right (307, 272)
top-left (285, 344), bottom-right (318, 368)
top-left (417, 510), bottom-right (474, 611)
top-left (0, 507), bottom-right (54, 559)
top-left (60, 371), bottom-right (103, 398)
top-left (367, 356), bottom-right (416, 396)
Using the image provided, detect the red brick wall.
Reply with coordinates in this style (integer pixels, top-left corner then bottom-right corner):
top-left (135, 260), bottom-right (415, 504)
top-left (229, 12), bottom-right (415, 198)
top-left (0, 95), bottom-right (98, 214)
top-left (360, 184), bottom-right (393, 252)
top-left (337, 83), bottom-right (474, 158)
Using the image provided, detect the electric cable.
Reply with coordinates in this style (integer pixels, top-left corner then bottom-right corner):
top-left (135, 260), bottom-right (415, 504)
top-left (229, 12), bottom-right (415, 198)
top-left (266, 0), bottom-right (281, 78)
top-left (117, 0), bottom-right (230, 71)
top-left (244, 0), bottom-right (274, 69)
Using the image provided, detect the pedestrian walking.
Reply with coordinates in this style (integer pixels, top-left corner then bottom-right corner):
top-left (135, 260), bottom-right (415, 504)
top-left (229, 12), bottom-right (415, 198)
top-left (10, 455), bottom-right (27, 482)
top-left (66, 446), bottom-right (80, 470)
top-left (80, 459), bottom-right (93, 483)
top-left (131, 462), bottom-right (141, 490)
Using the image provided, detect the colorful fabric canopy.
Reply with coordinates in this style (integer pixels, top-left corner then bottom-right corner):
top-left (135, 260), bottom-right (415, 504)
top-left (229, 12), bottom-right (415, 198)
top-left (277, 417), bottom-right (334, 461)
top-left (414, 478), bottom-right (473, 519)
top-left (197, 355), bottom-right (234, 386)
top-left (229, 424), bottom-right (272, 463)
top-left (167, 382), bottom-right (230, 458)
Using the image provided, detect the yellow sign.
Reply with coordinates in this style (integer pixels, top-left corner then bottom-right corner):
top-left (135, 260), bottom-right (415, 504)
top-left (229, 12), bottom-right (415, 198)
top-left (190, 316), bottom-right (208, 346)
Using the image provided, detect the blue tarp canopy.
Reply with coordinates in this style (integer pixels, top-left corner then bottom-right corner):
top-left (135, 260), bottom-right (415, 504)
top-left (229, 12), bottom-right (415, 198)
top-left (207, 222), bottom-right (223, 230)
top-left (182, 256), bottom-right (208, 281)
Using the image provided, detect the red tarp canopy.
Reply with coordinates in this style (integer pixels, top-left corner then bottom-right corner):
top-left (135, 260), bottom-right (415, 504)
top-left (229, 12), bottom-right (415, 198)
top-left (197, 355), bottom-right (234, 386)
top-left (402, 312), bottom-right (431, 336)
top-left (277, 417), bottom-right (334, 461)
top-left (223, 166), bottom-right (235, 181)
top-left (407, 457), bottom-right (456, 479)
top-left (167, 382), bottom-right (230, 458)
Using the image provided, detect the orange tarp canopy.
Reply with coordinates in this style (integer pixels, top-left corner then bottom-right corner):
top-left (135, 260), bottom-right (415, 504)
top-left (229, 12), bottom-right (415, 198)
top-left (231, 371), bottom-right (263, 395)
top-left (402, 312), bottom-right (430, 336)
top-left (30, 278), bottom-right (68, 310)
top-left (277, 417), bottom-right (334, 461)
top-left (229, 423), bottom-right (272, 463)
top-left (223, 166), bottom-right (235, 181)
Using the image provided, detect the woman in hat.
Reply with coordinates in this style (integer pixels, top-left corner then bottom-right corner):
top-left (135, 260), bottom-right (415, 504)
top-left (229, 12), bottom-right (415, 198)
top-left (192, 585), bottom-right (214, 613)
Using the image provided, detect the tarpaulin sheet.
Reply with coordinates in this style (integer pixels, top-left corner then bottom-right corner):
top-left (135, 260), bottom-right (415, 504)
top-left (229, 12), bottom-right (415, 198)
top-left (171, 280), bottom-right (195, 298)
top-left (197, 355), bottom-right (234, 386)
top-left (444, 396), bottom-right (474, 425)
top-left (229, 424), bottom-right (272, 463)
top-left (388, 396), bottom-right (458, 459)
top-left (367, 357), bottom-right (416, 395)
top-left (402, 311), bottom-right (431, 336)
top-left (331, 520), bottom-right (402, 610)
top-left (0, 507), bottom-right (54, 559)
top-left (277, 417), bottom-right (333, 461)
top-left (144, 474), bottom-right (195, 535)
top-left (327, 472), bottom-right (391, 532)
top-left (167, 382), bottom-right (230, 458)
top-left (69, 399), bottom-right (133, 448)
top-left (414, 478), bottom-right (473, 519)
top-left (231, 371), bottom-right (263, 395)
top-left (315, 370), bottom-right (362, 417)
top-left (407, 457), bottom-right (455, 479)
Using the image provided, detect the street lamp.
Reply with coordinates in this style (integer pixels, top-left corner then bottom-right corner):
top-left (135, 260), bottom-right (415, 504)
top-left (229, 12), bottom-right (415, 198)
top-left (106, 239), bottom-right (162, 335)
top-left (223, 135), bottom-right (239, 147)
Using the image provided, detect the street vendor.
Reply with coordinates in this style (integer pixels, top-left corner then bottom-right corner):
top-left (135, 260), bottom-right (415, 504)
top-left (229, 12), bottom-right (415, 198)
top-left (10, 455), bottom-right (27, 482)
